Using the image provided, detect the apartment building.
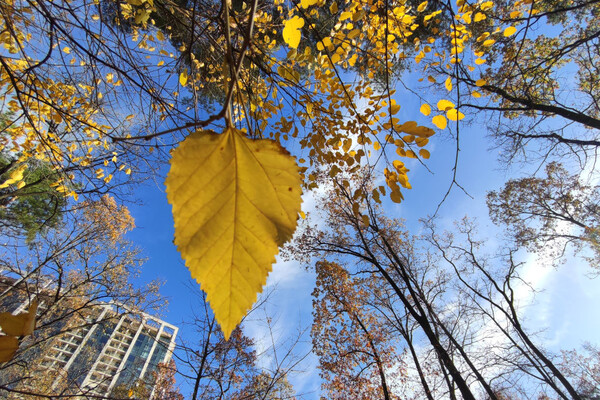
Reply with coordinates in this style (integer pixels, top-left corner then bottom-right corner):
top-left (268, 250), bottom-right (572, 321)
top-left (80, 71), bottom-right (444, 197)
top-left (0, 275), bottom-right (178, 398)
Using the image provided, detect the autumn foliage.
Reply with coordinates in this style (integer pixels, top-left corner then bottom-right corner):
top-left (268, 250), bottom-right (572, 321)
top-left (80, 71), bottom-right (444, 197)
top-left (1, 0), bottom-right (598, 349)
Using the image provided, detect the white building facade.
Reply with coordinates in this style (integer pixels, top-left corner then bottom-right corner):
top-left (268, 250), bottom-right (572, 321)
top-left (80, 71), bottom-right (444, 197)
top-left (0, 275), bottom-right (178, 398)
top-left (40, 305), bottom-right (178, 397)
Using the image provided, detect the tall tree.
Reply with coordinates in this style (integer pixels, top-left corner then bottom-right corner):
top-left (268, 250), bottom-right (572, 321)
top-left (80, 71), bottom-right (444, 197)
top-left (487, 161), bottom-right (600, 270)
top-left (150, 360), bottom-right (185, 400)
top-left (294, 171), bottom-right (590, 400)
top-left (312, 260), bottom-right (401, 400)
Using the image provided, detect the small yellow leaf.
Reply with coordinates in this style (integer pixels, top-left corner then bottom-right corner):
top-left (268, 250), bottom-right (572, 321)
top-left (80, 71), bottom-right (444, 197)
top-left (415, 137), bottom-right (429, 147)
top-left (0, 300), bottom-right (37, 336)
top-left (417, 1), bottom-right (428, 12)
top-left (475, 79), bottom-right (486, 86)
top-left (300, 211), bottom-right (306, 219)
top-left (432, 115), bottom-right (447, 129)
top-left (134, 9), bottom-right (151, 25)
top-left (503, 26), bottom-right (517, 37)
top-left (437, 99), bottom-right (455, 111)
top-left (361, 214), bottom-right (370, 227)
top-left (348, 30), bottom-right (361, 41)
top-left (0, 336), bottom-right (19, 362)
top-left (397, 121), bottom-right (435, 137)
top-left (282, 16), bottom-right (305, 49)
top-left (474, 12), bottom-right (486, 22)
top-left (480, 1), bottom-right (493, 11)
top-left (165, 128), bottom-right (302, 339)
top-left (390, 189), bottom-right (404, 203)
top-left (390, 103), bottom-right (400, 115)
top-left (415, 51), bottom-right (425, 63)
top-left (472, 90), bottom-right (482, 98)
top-left (419, 149), bottom-right (430, 159)
top-left (179, 69), bottom-right (188, 86)
top-left (446, 108), bottom-right (465, 121)
top-left (301, 0), bottom-right (317, 8)
top-left (420, 104), bottom-right (431, 116)
top-left (63, 46), bottom-right (71, 54)
top-left (445, 77), bottom-right (452, 91)
top-left (9, 165), bottom-right (26, 180)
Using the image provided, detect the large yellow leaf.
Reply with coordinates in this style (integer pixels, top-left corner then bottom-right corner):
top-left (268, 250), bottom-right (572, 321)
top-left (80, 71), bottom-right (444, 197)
top-left (166, 128), bottom-right (302, 339)
top-left (0, 336), bottom-right (19, 362)
top-left (0, 300), bottom-right (37, 336)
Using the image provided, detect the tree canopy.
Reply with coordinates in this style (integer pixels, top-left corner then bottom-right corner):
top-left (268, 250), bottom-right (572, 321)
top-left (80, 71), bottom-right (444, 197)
top-left (0, 0), bottom-right (599, 396)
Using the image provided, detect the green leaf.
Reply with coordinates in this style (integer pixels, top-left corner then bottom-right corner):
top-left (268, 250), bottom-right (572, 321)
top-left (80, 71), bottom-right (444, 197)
top-left (166, 128), bottom-right (302, 339)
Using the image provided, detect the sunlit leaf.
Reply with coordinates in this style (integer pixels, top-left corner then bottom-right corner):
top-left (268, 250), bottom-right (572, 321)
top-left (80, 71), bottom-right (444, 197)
top-left (437, 99), bottom-right (455, 111)
top-left (0, 164), bottom-right (27, 189)
top-left (301, 0), bottom-right (317, 8)
top-left (419, 149), bottom-right (430, 159)
top-left (420, 104), bottom-right (431, 116)
top-left (446, 108), bottom-right (465, 121)
top-left (432, 115), bottom-right (447, 129)
top-left (179, 69), bottom-right (188, 86)
top-left (445, 77), bottom-right (452, 91)
top-left (166, 128), bottom-right (302, 339)
top-left (283, 16), bottom-right (305, 49)
top-left (503, 26), bottom-right (517, 37)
